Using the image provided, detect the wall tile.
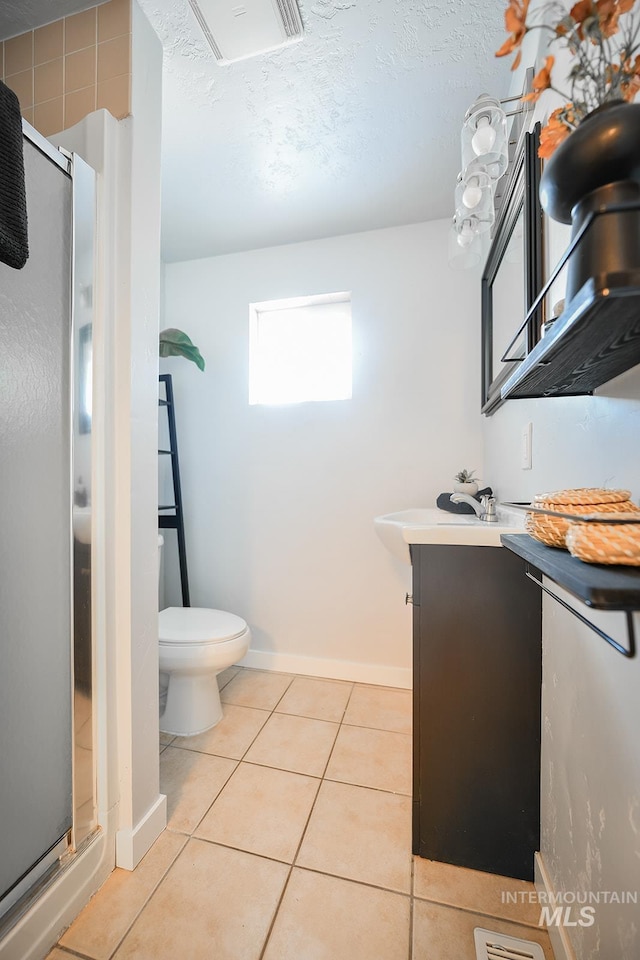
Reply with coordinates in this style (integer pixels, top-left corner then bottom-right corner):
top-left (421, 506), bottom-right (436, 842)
top-left (64, 84), bottom-right (97, 128)
top-left (34, 20), bottom-right (64, 66)
top-left (98, 0), bottom-right (131, 43)
top-left (65, 46), bottom-right (96, 94)
top-left (5, 0), bottom-right (131, 137)
top-left (35, 58), bottom-right (64, 103)
top-left (97, 34), bottom-right (130, 83)
top-left (64, 7), bottom-right (97, 54)
top-left (5, 69), bottom-right (34, 110)
top-left (34, 97), bottom-right (64, 138)
top-left (97, 74), bottom-right (130, 119)
top-left (5, 32), bottom-right (33, 77)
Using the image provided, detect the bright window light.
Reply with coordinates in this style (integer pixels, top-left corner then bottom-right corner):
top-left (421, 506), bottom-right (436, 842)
top-left (249, 293), bottom-right (352, 405)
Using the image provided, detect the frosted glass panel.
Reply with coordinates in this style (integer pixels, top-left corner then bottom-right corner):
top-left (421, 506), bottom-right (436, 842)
top-left (0, 139), bottom-right (73, 903)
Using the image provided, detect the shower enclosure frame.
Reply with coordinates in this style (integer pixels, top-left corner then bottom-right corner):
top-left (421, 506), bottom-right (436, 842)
top-left (0, 120), bottom-right (98, 935)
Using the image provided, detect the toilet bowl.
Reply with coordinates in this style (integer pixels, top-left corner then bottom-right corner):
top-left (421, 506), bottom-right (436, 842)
top-left (157, 535), bottom-right (250, 736)
top-left (159, 606), bottom-right (251, 736)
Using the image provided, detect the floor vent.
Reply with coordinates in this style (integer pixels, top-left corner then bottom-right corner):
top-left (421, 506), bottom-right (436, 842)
top-left (474, 928), bottom-right (546, 960)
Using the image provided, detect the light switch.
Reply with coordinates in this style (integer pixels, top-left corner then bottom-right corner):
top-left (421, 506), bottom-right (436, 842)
top-left (521, 422), bottom-right (532, 470)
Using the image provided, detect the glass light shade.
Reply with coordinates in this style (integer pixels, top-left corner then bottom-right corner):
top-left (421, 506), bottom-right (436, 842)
top-left (448, 219), bottom-right (487, 270)
top-left (454, 170), bottom-right (494, 235)
top-left (461, 94), bottom-right (508, 181)
top-left (471, 117), bottom-right (496, 156)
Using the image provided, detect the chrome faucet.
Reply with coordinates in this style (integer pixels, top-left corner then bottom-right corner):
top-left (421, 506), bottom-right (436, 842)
top-left (450, 492), bottom-right (498, 522)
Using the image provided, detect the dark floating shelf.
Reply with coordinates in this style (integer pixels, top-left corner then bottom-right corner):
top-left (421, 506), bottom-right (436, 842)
top-left (501, 534), bottom-right (640, 610)
top-left (502, 534), bottom-right (639, 658)
top-left (501, 269), bottom-right (640, 400)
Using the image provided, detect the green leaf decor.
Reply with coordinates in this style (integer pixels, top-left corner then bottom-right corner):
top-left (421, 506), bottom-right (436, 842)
top-left (159, 328), bottom-right (205, 371)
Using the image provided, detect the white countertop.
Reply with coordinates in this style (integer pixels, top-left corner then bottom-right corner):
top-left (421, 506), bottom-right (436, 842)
top-left (374, 506), bottom-right (525, 565)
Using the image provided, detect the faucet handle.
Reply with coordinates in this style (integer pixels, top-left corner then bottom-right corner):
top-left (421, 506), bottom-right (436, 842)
top-left (481, 495), bottom-right (497, 520)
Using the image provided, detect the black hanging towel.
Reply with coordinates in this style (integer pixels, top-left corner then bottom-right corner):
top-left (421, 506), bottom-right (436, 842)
top-left (0, 80), bottom-right (28, 270)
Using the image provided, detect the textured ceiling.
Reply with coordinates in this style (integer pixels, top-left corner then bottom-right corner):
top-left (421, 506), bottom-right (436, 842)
top-left (0, 1), bottom-right (107, 40)
top-left (139, 0), bottom-right (512, 262)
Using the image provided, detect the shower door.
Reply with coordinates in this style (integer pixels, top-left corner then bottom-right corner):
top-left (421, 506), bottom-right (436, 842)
top-left (0, 132), bottom-right (74, 912)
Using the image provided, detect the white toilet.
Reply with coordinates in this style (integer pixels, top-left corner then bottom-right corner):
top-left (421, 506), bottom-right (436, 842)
top-left (158, 540), bottom-right (251, 736)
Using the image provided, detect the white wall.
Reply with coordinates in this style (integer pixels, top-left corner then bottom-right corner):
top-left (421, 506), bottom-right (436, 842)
top-left (161, 219), bottom-right (484, 687)
top-left (113, 0), bottom-right (165, 868)
top-left (484, 12), bottom-right (640, 957)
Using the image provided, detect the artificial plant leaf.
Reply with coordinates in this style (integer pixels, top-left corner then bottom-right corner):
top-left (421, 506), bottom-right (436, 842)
top-left (159, 328), bottom-right (205, 371)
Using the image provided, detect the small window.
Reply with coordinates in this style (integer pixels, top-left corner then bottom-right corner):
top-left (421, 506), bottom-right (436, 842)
top-left (249, 292), bottom-right (352, 405)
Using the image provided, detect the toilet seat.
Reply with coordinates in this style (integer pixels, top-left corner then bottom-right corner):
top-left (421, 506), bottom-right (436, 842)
top-left (159, 607), bottom-right (247, 645)
top-left (158, 606), bottom-right (251, 736)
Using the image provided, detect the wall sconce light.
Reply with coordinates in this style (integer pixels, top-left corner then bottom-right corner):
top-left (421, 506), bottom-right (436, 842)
top-left (447, 217), bottom-right (489, 270)
top-left (454, 170), bottom-right (494, 235)
top-left (461, 94), bottom-right (509, 181)
top-left (448, 91), bottom-right (524, 270)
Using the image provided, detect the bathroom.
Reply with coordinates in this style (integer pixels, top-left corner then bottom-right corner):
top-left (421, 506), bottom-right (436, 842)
top-left (0, 0), bottom-right (639, 958)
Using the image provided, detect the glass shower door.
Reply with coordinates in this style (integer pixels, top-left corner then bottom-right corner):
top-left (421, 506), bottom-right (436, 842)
top-left (0, 135), bottom-right (73, 910)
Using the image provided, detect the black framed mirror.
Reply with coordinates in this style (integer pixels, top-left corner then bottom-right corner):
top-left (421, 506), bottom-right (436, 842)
top-left (481, 122), bottom-right (543, 415)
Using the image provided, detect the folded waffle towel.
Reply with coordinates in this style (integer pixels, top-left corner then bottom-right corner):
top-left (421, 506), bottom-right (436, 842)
top-left (0, 80), bottom-right (28, 270)
top-left (436, 487), bottom-right (493, 514)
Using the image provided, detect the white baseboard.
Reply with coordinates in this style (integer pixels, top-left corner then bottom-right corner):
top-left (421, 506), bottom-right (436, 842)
top-left (239, 647), bottom-right (412, 689)
top-left (535, 852), bottom-right (577, 960)
top-left (116, 793), bottom-right (167, 871)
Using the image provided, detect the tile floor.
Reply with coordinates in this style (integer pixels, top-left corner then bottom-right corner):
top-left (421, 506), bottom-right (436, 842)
top-left (48, 668), bottom-right (554, 960)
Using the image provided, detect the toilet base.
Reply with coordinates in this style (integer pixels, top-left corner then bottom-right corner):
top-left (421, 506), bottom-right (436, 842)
top-left (160, 671), bottom-right (224, 737)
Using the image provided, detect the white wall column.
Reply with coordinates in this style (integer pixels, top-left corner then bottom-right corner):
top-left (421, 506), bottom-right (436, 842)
top-left (113, 0), bottom-right (166, 870)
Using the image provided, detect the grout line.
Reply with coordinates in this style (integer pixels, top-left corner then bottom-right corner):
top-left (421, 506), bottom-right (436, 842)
top-left (256, 675), bottom-right (347, 960)
top-left (292, 863), bottom-right (412, 899)
top-left (341, 719), bottom-right (413, 736)
top-left (273, 706), bottom-right (351, 723)
top-left (99, 832), bottom-right (190, 960)
top-left (407, 894), bottom-right (548, 930)
top-left (190, 834), bottom-right (300, 869)
top-left (239, 759), bottom-right (321, 782)
top-left (215, 667), bottom-right (242, 692)
top-left (164, 826), bottom-right (191, 838)
top-left (256, 862), bottom-right (294, 960)
top-left (54, 946), bottom-right (97, 959)
top-left (183, 758), bottom-right (240, 837)
top-left (256, 761), bottom-right (325, 960)
top-left (322, 772), bottom-right (412, 797)
top-left (267, 674), bottom-right (296, 712)
top-left (164, 741), bottom-right (411, 798)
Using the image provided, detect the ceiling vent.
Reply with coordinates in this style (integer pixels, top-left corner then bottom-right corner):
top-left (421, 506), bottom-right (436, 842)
top-left (474, 928), bottom-right (546, 960)
top-left (188, 0), bottom-right (304, 64)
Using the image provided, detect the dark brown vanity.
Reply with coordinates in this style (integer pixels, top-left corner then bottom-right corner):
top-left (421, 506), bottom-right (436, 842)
top-left (410, 543), bottom-right (542, 881)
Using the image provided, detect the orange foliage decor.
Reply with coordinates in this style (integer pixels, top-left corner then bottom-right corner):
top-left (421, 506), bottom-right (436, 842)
top-left (496, 0), bottom-right (640, 155)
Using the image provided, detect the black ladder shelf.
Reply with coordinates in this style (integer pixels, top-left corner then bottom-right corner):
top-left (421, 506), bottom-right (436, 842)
top-left (158, 374), bottom-right (190, 606)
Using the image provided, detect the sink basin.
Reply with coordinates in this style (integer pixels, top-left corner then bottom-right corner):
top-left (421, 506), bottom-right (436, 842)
top-left (374, 506), bottom-right (525, 565)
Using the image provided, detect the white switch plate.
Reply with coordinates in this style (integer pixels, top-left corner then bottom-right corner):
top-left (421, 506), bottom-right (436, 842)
top-left (521, 421), bottom-right (532, 470)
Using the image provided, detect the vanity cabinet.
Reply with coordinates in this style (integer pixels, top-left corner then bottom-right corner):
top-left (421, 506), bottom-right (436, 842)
top-left (411, 544), bottom-right (542, 880)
